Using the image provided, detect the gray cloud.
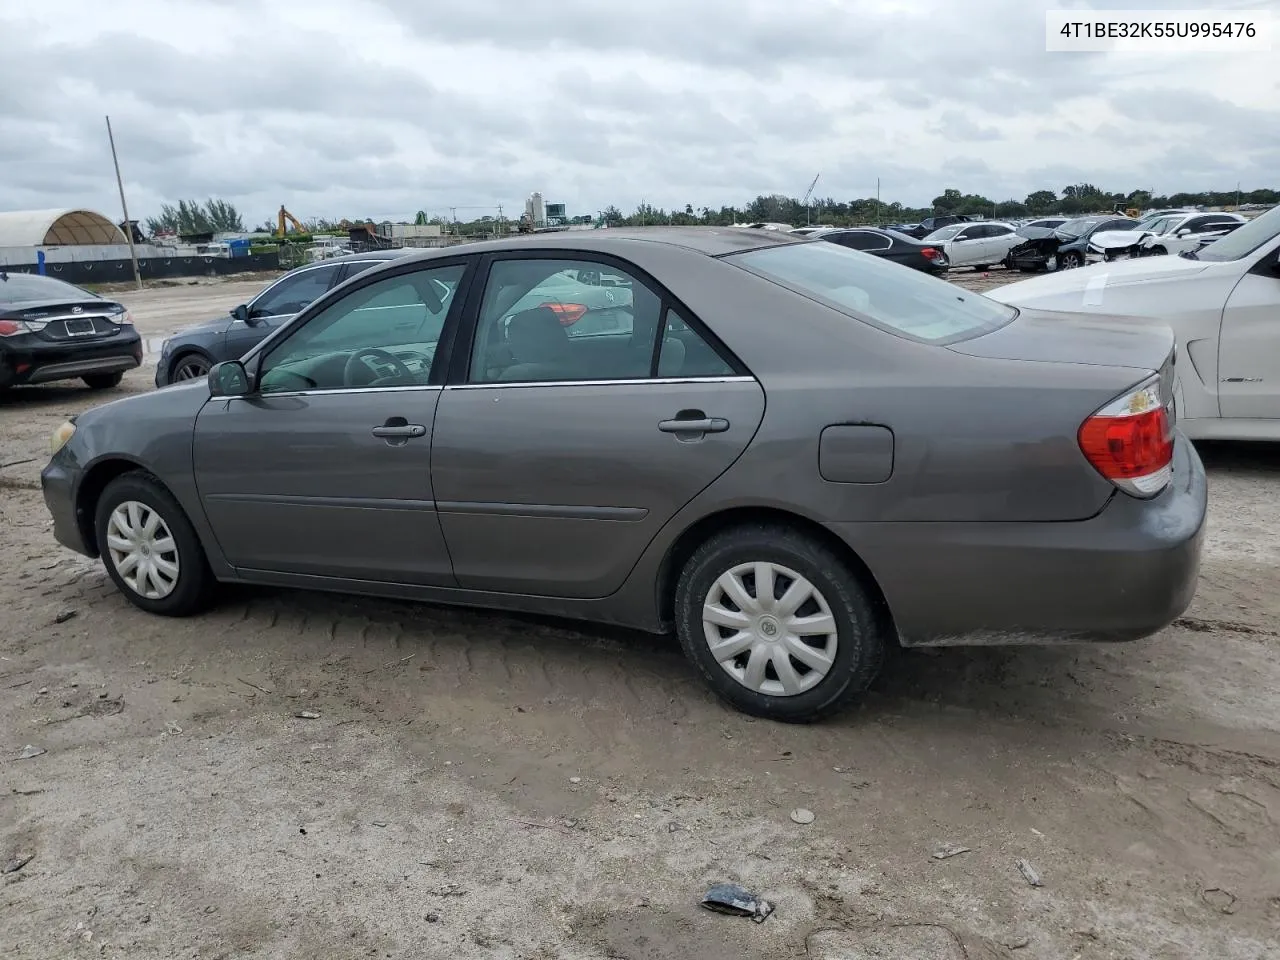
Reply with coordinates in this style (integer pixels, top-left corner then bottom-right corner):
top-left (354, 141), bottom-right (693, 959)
top-left (0, 0), bottom-right (1277, 226)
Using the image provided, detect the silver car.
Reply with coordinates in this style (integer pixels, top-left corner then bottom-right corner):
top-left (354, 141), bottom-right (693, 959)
top-left (41, 228), bottom-right (1206, 722)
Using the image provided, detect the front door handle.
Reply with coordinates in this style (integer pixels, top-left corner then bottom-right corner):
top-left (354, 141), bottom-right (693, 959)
top-left (371, 423), bottom-right (426, 439)
top-left (658, 417), bottom-right (729, 435)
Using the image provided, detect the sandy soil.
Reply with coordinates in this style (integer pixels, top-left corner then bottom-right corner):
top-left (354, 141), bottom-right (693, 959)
top-left (2, 268), bottom-right (1278, 960)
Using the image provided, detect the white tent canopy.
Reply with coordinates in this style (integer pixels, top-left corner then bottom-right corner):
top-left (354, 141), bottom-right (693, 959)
top-left (0, 208), bottom-right (127, 246)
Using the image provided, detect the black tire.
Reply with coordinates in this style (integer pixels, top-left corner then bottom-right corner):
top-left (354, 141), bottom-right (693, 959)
top-left (1058, 251), bottom-right (1082, 269)
top-left (972, 264), bottom-right (989, 272)
top-left (83, 372), bottom-right (124, 389)
top-left (674, 523), bottom-right (886, 723)
top-left (168, 352), bottom-right (212, 383)
top-left (1149, 246), bottom-right (1167, 257)
top-left (94, 471), bottom-right (215, 616)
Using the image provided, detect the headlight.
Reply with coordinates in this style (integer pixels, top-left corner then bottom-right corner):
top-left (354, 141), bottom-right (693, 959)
top-left (50, 420), bottom-right (76, 456)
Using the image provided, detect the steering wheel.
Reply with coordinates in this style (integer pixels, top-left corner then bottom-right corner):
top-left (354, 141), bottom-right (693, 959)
top-left (342, 347), bottom-right (414, 387)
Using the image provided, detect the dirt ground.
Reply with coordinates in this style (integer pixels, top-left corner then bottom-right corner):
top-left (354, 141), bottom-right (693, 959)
top-left (2, 268), bottom-right (1278, 960)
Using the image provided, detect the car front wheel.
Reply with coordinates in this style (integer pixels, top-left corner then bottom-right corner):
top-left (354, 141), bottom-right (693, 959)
top-left (170, 353), bottom-right (212, 382)
top-left (675, 524), bottom-right (886, 722)
top-left (94, 471), bottom-right (214, 616)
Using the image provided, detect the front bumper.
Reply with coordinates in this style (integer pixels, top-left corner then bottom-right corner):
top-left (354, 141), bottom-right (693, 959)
top-left (0, 328), bottom-right (142, 387)
top-left (829, 433), bottom-right (1207, 646)
top-left (41, 453), bottom-right (94, 557)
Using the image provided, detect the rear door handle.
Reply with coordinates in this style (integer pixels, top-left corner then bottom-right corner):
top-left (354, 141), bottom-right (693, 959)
top-left (658, 417), bottom-right (729, 434)
top-left (371, 424), bottom-right (426, 439)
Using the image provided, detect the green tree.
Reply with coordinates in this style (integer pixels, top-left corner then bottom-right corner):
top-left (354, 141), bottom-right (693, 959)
top-left (932, 188), bottom-right (963, 212)
top-left (1024, 190), bottom-right (1057, 214)
top-left (146, 197), bottom-right (244, 235)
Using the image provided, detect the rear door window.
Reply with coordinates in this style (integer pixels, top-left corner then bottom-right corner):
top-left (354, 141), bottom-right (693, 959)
top-left (729, 241), bottom-right (1016, 345)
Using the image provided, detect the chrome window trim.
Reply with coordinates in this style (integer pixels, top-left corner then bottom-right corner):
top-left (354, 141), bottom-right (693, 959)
top-left (449, 375), bottom-right (757, 390)
top-left (223, 375), bottom-right (757, 402)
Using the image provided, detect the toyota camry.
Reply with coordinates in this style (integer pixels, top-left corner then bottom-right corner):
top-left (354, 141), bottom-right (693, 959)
top-left (40, 228), bottom-right (1206, 722)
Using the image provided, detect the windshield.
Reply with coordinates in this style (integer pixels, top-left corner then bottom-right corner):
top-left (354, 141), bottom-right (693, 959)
top-left (0, 272), bottom-right (96, 304)
top-left (1194, 205), bottom-right (1280, 262)
top-left (923, 224), bottom-right (964, 241)
top-left (1055, 218), bottom-right (1104, 238)
top-left (729, 240), bottom-right (1016, 345)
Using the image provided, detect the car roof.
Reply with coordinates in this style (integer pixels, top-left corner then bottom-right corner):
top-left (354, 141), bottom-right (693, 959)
top-left (382, 226), bottom-right (801, 264)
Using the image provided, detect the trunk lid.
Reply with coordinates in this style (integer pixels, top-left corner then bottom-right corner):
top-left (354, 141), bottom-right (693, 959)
top-left (948, 305), bottom-right (1174, 372)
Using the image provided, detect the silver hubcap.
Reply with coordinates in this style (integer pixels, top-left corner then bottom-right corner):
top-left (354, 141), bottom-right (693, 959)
top-left (1060, 254), bottom-right (1079, 269)
top-left (702, 561), bottom-right (838, 697)
top-left (174, 358), bottom-right (210, 380)
top-left (106, 501), bottom-right (180, 599)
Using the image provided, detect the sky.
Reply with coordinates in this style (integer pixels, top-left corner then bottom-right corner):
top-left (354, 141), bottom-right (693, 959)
top-left (2, 0), bottom-right (1278, 226)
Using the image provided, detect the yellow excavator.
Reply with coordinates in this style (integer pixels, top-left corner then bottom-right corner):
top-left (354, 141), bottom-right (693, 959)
top-left (276, 205), bottom-right (305, 237)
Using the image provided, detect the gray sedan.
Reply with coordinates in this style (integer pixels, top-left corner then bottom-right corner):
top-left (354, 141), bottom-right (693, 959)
top-left (41, 228), bottom-right (1206, 722)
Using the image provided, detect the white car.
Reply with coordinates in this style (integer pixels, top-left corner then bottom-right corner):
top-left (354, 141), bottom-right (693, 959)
top-left (920, 221), bottom-right (1021, 270)
top-left (1137, 212), bottom-right (1247, 257)
top-left (1086, 211), bottom-right (1243, 261)
top-left (1023, 217), bottom-right (1071, 230)
top-left (987, 204), bottom-right (1280, 441)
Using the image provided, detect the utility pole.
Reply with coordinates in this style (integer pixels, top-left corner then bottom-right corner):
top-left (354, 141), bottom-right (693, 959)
top-left (105, 115), bottom-right (142, 291)
top-left (875, 178), bottom-right (881, 225)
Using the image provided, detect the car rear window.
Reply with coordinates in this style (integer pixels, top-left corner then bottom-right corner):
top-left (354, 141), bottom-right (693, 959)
top-left (727, 240), bottom-right (1016, 345)
top-left (0, 272), bottom-right (95, 303)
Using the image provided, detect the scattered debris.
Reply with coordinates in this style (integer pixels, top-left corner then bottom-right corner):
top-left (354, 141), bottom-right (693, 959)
top-left (54, 610), bottom-right (77, 624)
top-left (932, 843), bottom-right (971, 860)
top-left (428, 883), bottom-right (467, 897)
top-left (1201, 887), bottom-right (1238, 914)
top-left (700, 883), bottom-right (775, 923)
top-left (668, 822), bottom-right (684, 833)
top-left (165, 722), bottom-right (183, 735)
top-left (18, 745), bottom-right (46, 760)
top-left (295, 711), bottom-right (321, 720)
top-left (383, 654), bottom-right (415, 667)
top-left (1015, 859), bottom-right (1043, 887)
top-left (1001, 935), bottom-right (1031, 950)
top-left (790, 808), bottom-right (815, 825)
top-left (6, 679), bottom-right (31, 689)
top-left (424, 912), bottom-right (440, 923)
top-left (3, 855), bottom-right (33, 874)
top-left (37, 687), bottom-right (48, 695)
top-left (505, 817), bottom-right (575, 835)
top-left (371, 821), bottom-right (388, 828)
top-left (568, 776), bottom-right (582, 784)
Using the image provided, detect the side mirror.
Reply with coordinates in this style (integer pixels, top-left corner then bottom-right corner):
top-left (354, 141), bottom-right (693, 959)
top-left (1176, 228), bottom-right (1191, 237)
top-left (231, 304), bottom-right (258, 327)
top-left (208, 360), bottom-right (251, 398)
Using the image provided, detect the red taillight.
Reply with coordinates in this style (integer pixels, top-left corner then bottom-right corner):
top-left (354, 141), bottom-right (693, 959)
top-left (0, 319), bottom-right (24, 337)
top-left (1078, 378), bottom-right (1173, 498)
top-left (545, 302), bottom-right (587, 325)
top-left (920, 247), bottom-right (940, 260)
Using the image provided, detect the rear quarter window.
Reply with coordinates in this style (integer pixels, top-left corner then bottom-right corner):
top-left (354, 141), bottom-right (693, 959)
top-left (729, 241), bottom-right (1016, 345)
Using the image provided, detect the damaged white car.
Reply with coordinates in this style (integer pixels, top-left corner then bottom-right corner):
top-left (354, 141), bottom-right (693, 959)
top-left (988, 203), bottom-right (1280, 441)
top-left (1088, 211), bottom-right (1246, 261)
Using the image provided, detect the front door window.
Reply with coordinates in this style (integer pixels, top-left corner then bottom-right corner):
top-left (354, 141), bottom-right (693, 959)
top-left (257, 265), bottom-right (466, 393)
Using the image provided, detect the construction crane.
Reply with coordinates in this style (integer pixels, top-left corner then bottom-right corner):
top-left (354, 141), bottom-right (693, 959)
top-left (276, 205), bottom-right (304, 238)
top-left (801, 174), bottom-right (820, 226)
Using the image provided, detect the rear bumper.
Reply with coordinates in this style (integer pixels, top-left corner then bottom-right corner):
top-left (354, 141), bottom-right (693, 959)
top-left (829, 433), bottom-right (1207, 646)
top-left (0, 329), bottom-right (142, 386)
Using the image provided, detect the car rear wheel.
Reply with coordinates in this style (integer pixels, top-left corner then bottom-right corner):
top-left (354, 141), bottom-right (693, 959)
top-left (83, 372), bottom-right (124, 389)
top-left (94, 471), bottom-right (214, 616)
top-left (170, 353), bottom-right (211, 382)
top-left (674, 524), bottom-right (886, 722)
